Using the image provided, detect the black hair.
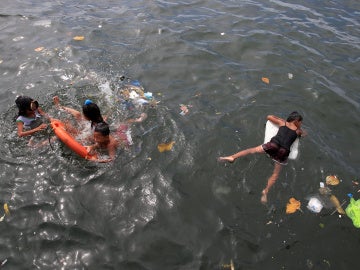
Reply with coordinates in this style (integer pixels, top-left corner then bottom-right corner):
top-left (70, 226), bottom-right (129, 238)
top-left (94, 122), bottom-right (110, 136)
top-left (286, 111), bottom-right (303, 122)
top-left (82, 102), bottom-right (104, 127)
top-left (15, 96), bottom-right (38, 117)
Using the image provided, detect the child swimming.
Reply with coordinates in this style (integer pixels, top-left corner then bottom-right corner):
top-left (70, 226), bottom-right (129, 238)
top-left (86, 122), bottom-right (119, 162)
top-left (218, 112), bottom-right (307, 203)
top-left (15, 96), bottom-right (48, 138)
top-left (53, 96), bottom-right (147, 162)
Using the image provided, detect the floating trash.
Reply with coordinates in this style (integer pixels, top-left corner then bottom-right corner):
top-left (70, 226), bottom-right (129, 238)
top-left (330, 195), bottom-right (345, 214)
top-left (345, 194), bottom-right (360, 228)
top-left (157, 141), bottom-right (175, 152)
top-left (144, 92), bottom-right (153, 100)
top-left (34, 47), bottom-right (45, 52)
top-left (13, 36), bottom-right (24, 42)
top-left (326, 175), bottom-right (340, 185)
top-left (288, 73), bottom-right (293, 79)
top-left (129, 90), bottom-right (139, 99)
top-left (4, 203), bottom-right (10, 216)
top-left (33, 19), bottom-right (52, 27)
top-left (286, 197), bottom-right (302, 214)
top-left (73, 36), bottom-right (85, 41)
top-left (221, 259), bottom-right (234, 270)
top-left (319, 181), bottom-right (331, 195)
top-left (261, 77), bottom-right (270, 84)
top-left (307, 197), bottom-right (323, 213)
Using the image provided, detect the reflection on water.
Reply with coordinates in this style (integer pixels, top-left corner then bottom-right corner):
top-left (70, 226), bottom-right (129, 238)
top-left (0, 0), bottom-right (359, 269)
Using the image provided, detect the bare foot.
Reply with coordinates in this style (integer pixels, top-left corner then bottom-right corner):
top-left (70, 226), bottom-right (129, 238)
top-left (217, 156), bottom-right (234, 163)
top-left (261, 190), bottom-right (268, 204)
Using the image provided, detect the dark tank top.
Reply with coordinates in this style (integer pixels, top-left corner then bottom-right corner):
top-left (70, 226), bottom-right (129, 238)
top-left (270, 124), bottom-right (298, 151)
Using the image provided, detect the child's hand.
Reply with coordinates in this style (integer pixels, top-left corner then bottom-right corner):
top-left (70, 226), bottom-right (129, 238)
top-left (85, 145), bottom-right (96, 155)
top-left (37, 123), bottom-right (48, 131)
top-left (97, 158), bottom-right (113, 163)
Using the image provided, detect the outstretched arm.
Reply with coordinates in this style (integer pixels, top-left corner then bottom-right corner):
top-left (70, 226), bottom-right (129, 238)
top-left (53, 96), bottom-right (82, 121)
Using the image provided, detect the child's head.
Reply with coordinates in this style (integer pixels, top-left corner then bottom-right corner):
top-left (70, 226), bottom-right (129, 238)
top-left (15, 96), bottom-right (38, 116)
top-left (287, 111), bottom-right (303, 127)
top-left (94, 122), bottom-right (110, 146)
top-left (82, 100), bottom-right (104, 125)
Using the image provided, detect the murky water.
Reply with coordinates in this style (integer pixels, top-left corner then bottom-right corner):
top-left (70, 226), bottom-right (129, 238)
top-left (0, 0), bottom-right (359, 269)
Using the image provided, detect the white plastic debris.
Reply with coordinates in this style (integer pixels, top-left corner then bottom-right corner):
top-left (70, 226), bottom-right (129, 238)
top-left (307, 197), bottom-right (323, 213)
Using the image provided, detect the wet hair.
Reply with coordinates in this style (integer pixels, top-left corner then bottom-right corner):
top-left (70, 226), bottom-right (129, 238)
top-left (82, 102), bottom-right (104, 127)
top-left (15, 96), bottom-right (38, 117)
top-left (94, 122), bottom-right (110, 136)
top-left (286, 111), bottom-right (303, 122)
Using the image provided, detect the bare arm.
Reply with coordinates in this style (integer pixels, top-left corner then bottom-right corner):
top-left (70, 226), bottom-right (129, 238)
top-left (267, 115), bottom-right (285, 126)
top-left (107, 136), bottom-right (119, 160)
top-left (37, 107), bottom-right (52, 120)
top-left (53, 96), bottom-right (82, 121)
top-left (17, 121), bottom-right (47, 137)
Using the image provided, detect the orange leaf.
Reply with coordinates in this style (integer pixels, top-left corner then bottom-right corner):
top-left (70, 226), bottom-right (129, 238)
top-left (73, 36), bottom-right (85, 41)
top-left (157, 141), bottom-right (175, 152)
top-left (262, 77), bottom-right (270, 84)
top-left (286, 197), bottom-right (301, 214)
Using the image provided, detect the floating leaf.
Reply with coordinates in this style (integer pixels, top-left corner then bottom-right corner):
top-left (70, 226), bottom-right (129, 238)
top-left (73, 36), bottom-right (85, 41)
top-left (4, 203), bottom-right (9, 216)
top-left (330, 195), bottom-right (345, 214)
top-left (34, 47), bottom-right (44, 52)
top-left (326, 175), bottom-right (340, 185)
top-left (261, 77), bottom-right (270, 84)
top-left (286, 197), bottom-right (301, 214)
top-left (157, 141), bottom-right (175, 152)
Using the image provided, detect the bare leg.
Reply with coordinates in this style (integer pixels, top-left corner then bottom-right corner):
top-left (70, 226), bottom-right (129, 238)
top-left (261, 162), bottom-right (282, 204)
top-left (218, 145), bottom-right (264, 163)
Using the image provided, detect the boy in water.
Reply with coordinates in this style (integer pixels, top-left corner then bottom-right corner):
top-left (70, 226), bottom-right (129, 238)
top-left (218, 112), bottom-right (307, 203)
top-left (87, 122), bottom-right (119, 162)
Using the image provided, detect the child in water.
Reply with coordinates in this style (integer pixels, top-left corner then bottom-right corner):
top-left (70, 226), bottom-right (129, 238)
top-left (15, 96), bottom-right (48, 138)
top-left (85, 112), bottom-right (148, 161)
top-left (53, 96), bottom-right (105, 137)
top-left (53, 96), bottom-right (147, 162)
top-left (86, 122), bottom-right (119, 162)
top-left (218, 111), bottom-right (307, 204)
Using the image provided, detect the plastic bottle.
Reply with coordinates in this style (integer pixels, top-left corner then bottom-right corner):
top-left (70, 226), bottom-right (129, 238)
top-left (345, 194), bottom-right (360, 228)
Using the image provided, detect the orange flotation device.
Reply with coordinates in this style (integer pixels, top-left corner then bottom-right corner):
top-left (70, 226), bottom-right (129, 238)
top-left (50, 119), bottom-right (97, 160)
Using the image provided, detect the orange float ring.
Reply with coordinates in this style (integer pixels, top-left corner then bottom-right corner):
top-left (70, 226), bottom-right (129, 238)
top-left (50, 119), bottom-right (97, 160)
